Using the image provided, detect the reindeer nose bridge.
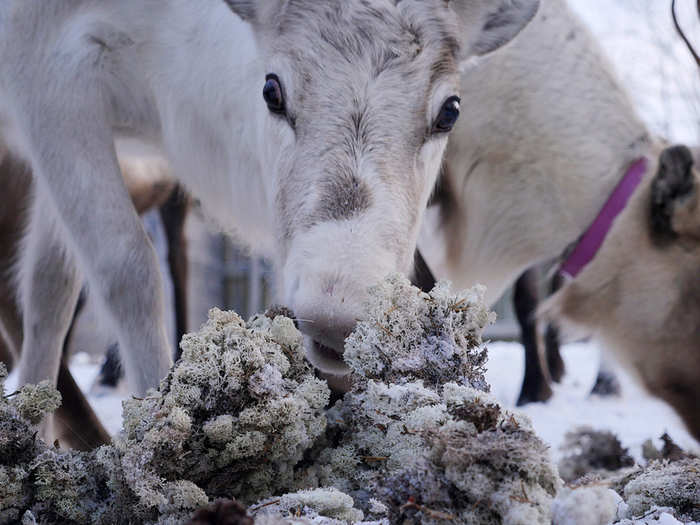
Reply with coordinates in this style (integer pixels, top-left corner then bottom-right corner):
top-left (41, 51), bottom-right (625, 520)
top-left (312, 170), bottom-right (373, 224)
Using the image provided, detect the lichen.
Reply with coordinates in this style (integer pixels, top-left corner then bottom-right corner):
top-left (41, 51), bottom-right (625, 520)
top-left (253, 488), bottom-right (365, 523)
top-left (294, 275), bottom-right (559, 525)
top-left (13, 380), bottom-right (62, 426)
top-left (558, 427), bottom-right (635, 483)
top-left (344, 275), bottom-right (494, 392)
top-left (622, 459), bottom-right (700, 521)
top-left (551, 486), bottom-right (622, 525)
top-left (14, 276), bottom-right (691, 525)
top-left (551, 440), bottom-right (699, 525)
top-left (0, 310), bottom-right (328, 524)
top-left (115, 309), bottom-right (329, 507)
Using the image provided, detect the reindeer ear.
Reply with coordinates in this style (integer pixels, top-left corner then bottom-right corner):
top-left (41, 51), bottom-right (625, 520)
top-left (222, 0), bottom-right (256, 21)
top-left (650, 145), bottom-right (698, 242)
top-left (450, 0), bottom-right (539, 58)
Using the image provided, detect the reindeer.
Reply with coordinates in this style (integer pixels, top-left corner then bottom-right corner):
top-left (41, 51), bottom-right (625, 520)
top-left (0, 0), bottom-right (540, 441)
top-left (541, 144), bottom-right (700, 439)
top-left (0, 149), bottom-right (188, 449)
top-left (419, 0), bottom-right (700, 438)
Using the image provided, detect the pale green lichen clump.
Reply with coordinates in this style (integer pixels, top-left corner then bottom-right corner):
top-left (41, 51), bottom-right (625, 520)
top-left (292, 275), bottom-right (560, 524)
top-left (116, 309), bottom-right (329, 507)
top-left (622, 459), bottom-right (700, 522)
top-left (550, 457), bottom-right (700, 524)
top-left (14, 275), bottom-right (697, 525)
top-left (344, 275), bottom-right (494, 391)
top-left (253, 488), bottom-right (367, 524)
top-left (0, 310), bottom-right (329, 524)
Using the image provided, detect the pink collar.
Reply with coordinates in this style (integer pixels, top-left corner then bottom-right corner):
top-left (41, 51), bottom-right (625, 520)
top-left (559, 157), bottom-right (648, 279)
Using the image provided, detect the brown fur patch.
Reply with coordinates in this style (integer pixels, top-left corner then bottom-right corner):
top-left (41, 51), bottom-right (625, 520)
top-left (312, 171), bottom-right (372, 223)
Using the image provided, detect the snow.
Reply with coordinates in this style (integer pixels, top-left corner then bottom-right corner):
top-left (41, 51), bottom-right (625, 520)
top-left (485, 340), bottom-right (699, 463)
top-left (551, 486), bottom-right (622, 525)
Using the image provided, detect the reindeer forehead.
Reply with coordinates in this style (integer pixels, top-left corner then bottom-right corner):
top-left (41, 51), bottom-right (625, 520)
top-left (273, 0), bottom-right (460, 73)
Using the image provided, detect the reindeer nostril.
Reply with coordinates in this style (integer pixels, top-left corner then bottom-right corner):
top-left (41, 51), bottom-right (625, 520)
top-left (313, 340), bottom-right (343, 360)
top-left (296, 311), bottom-right (356, 361)
top-left (304, 336), bottom-right (351, 376)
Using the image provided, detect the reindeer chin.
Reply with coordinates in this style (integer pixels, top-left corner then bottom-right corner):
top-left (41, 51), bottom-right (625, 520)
top-left (303, 335), bottom-right (352, 376)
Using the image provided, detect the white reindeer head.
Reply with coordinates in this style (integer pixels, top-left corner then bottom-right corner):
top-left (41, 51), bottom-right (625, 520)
top-left (224, 0), bottom-right (539, 375)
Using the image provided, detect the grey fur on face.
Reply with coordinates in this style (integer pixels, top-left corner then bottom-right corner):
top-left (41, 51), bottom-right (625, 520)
top-left (312, 170), bottom-right (373, 224)
top-left (269, 0), bottom-right (461, 243)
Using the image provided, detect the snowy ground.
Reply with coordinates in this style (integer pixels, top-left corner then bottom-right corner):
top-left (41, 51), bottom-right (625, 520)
top-left (41, 339), bottom-right (696, 465)
top-left (485, 341), bottom-right (699, 463)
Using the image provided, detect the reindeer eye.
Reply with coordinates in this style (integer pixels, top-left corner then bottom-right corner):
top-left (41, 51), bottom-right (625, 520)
top-left (263, 74), bottom-right (285, 115)
top-left (432, 96), bottom-right (461, 134)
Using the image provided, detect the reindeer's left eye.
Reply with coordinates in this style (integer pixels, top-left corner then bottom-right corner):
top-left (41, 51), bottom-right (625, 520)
top-left (432, 96), bottom-right (461, 134)
top-left (263, 73), bottom-right (286, 115)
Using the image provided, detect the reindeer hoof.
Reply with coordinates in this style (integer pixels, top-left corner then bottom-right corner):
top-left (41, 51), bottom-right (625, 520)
top-left (590, 370), bottom-right (621, 397)
top-left (96, 342), bottom-right (123, 388)
top-left (516, 379), bottom-right (553, 406)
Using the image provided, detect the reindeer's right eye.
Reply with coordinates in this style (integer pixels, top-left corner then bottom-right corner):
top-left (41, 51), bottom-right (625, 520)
top-left (432, 96), bottom-right (461, 134)
top-left (263, 74), bottom-right (286, 115)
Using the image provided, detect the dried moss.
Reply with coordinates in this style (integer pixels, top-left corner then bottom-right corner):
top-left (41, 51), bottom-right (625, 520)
top-left (292, 275), bottom-right (559, 525)
top-left (622, 459), bottom-right (700, 521)
top-left (186, 498), bottom-right (253, 525)
top-left (558, 427), bottom-right (635, 483)
top-left (642, 433), bottom-right (697, 463)
top-left (0, 311), bottom-right (329, 524)
top-left (15, 276), bottom-right (693, 524)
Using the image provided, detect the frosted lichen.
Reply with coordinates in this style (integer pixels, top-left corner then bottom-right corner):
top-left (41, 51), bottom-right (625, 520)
top-left (253, 488), bottom-right (365, 524)
top-left (14, 276), bottom-right (694, 524)
top-left (115, 309), bottom-right (329, 506)
top-left (622, 459), bottom-right (700, 522)
top-left (551, 439), bottom-right (699, 525)
top-left (0, 310), bottom-right (329, 524)
top-left (13, 380), bottom-right (62, 426)
top-left (296, 275), bottom-right (559, 524)
top-left (558, 427), bottom-right (635, 483)
top-left (551, 486), bottom-right (623, 525)
top-left (344, 275), bottom-right (494, 391)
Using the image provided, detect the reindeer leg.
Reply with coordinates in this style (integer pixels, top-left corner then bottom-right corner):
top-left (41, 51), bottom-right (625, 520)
top-left (590, 353), bottom-right (621, 397)
top-left (515, 268), bottom-right (553, 406)
top-left (0, 154), bottom-right (31, 370)
top-left (22, 105), bottom-right (172, 396)
top-left (96, 343), bottom-right (123, 388)
top-left (97, 183), bottom-right (189, 384)
top-left (159, 186), bottom-right (190, 360)
top-left (16, 193), bottom-right (83, 441)
top-left (0, 249), bottom-right (22, 370)
top-left (544, 272), bottom-right (565, 383)
top-left (0, 245), bottom-right (22, 371)
top-left (54, 288), bottom-right (111, 450)
top-left (0, 151), bottom-right (108, 448)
